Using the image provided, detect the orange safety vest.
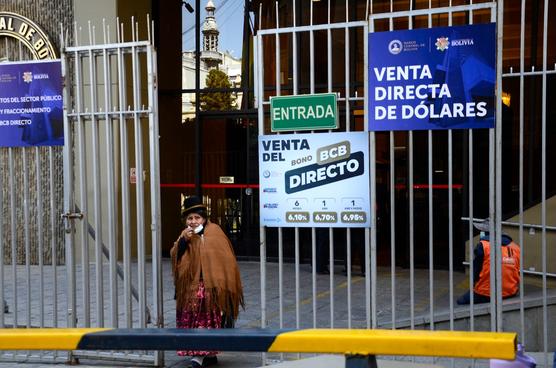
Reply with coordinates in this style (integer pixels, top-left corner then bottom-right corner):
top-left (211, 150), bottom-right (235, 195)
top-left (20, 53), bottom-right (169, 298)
top-left (474, 240), bottom-right (520, 298)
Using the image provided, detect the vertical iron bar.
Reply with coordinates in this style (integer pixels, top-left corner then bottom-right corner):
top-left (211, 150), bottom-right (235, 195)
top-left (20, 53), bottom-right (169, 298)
top-left (311, 227), bottom-right (317, 328)
top-left (346, 229), bottom-right (352, 328)
top-left (540, 0), bottom-right (548, 363)
top-left (292, 0), bottom-right (298, 95)
top-left (256, 28), bottom-right (267, 336)
top-left (408, 3), bottom-right (415, 336)
top-left (49, 147), bottom-right (58, 329)
top-left (468, 132), bottom-right (474, 329)
top-left (310, 0), bottom-right (314, 94)
top-left (131, 42), bottom-right (147, 328)
top-left (448, 130), bottom-right (454, 331)
top-left (88, 32), bottom-right (104, 327)
top-left (75, 47), bottom-right (90, 328)
top-left (9, 148), bottom-right (17, 327)
top-left (23, 148), bottom-right (31, 328)
top-left (117, 34), bottom-right (132, 328)
top-left (345, 7), bottom-right (350, 130)
top-left (275, 1), bottom-right (280, 97)
top-left (429, 131), bottom-right (434, 331)
top-left (35, 148), bottom-right (44, 328)
top-left (295, 227), bottom-right (300, 329)
top-left (278, 228), bottom-right (284, 328)
top-left (518, 0), bottom-right (526, 345)
top-left (364, 21), bottom-right (373, 330)
top-left (61, 44), bottom-right (77, 329)
top-left (409, 132), bottom-right (414, 330)
top-left (389, 131), bottom-right (395, 329)
top-left (495, 0), bottom-right (504, 331)
top-left (427, 1), bottom-right (435, 336)
top-left (260, 225), bottom-right (267, 329)
top-left (102, 33), bottom-right (118, 328)
top-left (329, 227), bottom-right (334, 327)
top-left (195, 0), bottom-right (201, 196)
top-left (147, 42), bottom-right (163, 365)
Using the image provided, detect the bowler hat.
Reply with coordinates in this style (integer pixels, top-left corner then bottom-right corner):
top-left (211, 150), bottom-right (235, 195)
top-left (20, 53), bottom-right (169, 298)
top-left (182, 196), bottom-right (207, 217)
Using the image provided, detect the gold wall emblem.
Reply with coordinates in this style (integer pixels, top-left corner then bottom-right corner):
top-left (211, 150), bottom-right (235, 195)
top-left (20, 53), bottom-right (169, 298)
top-left (0, 12), bottom-right (57, 59)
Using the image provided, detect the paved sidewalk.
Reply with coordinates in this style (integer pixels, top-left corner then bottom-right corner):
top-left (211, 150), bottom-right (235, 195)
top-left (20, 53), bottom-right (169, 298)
top-left (0, 258), bottom-right (554, 367)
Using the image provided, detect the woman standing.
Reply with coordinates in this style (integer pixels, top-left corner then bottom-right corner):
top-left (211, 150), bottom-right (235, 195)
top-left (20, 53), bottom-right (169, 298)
top-left (170, 196), bottom-right (244, 367)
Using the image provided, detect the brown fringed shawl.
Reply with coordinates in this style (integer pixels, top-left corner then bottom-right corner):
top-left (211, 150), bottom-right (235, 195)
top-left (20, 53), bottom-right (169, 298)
top-left (170, 222), bottom-right (244, 319)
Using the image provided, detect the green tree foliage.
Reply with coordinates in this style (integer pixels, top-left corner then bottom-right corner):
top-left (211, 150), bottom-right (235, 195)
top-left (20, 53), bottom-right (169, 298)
top-left (200, 69), bottom-right (236, 111)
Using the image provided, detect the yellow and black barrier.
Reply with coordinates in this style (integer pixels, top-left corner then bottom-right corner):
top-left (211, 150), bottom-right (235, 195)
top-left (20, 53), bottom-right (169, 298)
top-left (0, 328), bottom-right (516, 361)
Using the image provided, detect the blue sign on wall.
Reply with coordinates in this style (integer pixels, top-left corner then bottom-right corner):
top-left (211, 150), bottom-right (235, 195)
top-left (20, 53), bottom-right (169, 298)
top-left (368, 23), bottom-right (496, 131)
top-left (0, 60), bottom-right (63, 147)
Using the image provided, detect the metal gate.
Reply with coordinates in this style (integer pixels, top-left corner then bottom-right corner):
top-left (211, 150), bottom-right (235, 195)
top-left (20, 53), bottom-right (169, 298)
top-left (60, 18), bottom-right (163, 365)
top-left (0, 17), bottom-right (162, 366)
top-left (255, 0), bottom-right (555, 366)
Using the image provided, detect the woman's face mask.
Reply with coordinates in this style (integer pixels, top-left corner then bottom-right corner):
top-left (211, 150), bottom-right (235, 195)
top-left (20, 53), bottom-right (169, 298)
top-left (480, 231), bottom-right (486, 239)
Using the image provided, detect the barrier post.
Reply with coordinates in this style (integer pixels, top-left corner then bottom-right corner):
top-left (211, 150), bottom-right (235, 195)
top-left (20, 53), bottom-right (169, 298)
top-left (346, 354), bottom-right (378, 368)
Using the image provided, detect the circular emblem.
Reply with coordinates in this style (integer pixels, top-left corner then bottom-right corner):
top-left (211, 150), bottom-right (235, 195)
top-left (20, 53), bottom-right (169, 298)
top-left (263, 170), bottom-right (271, 178)
top-left (388, 40), bottom-right (403, 55)
top-left (0, 12), bottom-right (57, 60)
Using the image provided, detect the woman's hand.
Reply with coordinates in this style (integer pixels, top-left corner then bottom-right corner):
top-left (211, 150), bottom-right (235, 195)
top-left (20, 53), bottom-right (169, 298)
top-left (178, 226), bottom-right (194, 242)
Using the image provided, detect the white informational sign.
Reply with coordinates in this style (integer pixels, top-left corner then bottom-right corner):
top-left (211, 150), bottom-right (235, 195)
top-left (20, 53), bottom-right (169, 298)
top-left (259, 132), bottom-right (370, 228)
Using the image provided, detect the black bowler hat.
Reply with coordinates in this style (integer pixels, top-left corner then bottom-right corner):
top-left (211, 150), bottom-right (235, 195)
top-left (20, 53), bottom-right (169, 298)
top-left (181, 196), bottom-right (207, 218)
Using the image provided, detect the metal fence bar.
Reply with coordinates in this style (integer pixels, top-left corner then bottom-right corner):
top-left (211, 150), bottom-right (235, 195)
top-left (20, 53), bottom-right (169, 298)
top-left (540, 1), bottom-right (549, 364)
top-left (328, 227), bottom-right (334, 328)
top-left (468, 130), bottom-right (474, 330)
top-left (275, 2), bottom-right (280, 98)
top-left (346, 229), bottom-right (352, 328)
top-left (311, 227), bottom-right (317, 328)
top-left (131, 37), bottom-right (146, 329)
top-left (116, 24), bottom-right (132, 328)
top-left (494, 0), bottom-right (504, 333)
top-left (429, 130), bottom-right (436, 331)
top-left (255, 22), bottom-right (266, 340)
top-left (74, 43), bottom-right (91, 328)
top-left (518, 0), bottom-right (526, 346)
top-left (389, 130), bottom-right (395, 330)
top-left (61, 42), bottom-right (77, 330)
top-left (101, 23), bottom-right (118, 328)
top-left (363, 20), bottom-right (373, 330)
top-left (23, 148), bottom-right (31, 328)
top-left (48, 146), bottom-right (59, 362)
top-left (87, 24), bottom-right (105, 327)
top-left (294, 228), bottom-right (300, 330)
top-left (292, 0), bottom-right (298, 96)
top-left (35, 148), bottom-right (44, 328)
top-left (344, 11), bottom-right (350, 131)
top-left (147, 35), bottom-right (163, 365)
top-left (278, 228), bottom-right (284, 329)
top-left (9, 148), bottom-right (17, 327)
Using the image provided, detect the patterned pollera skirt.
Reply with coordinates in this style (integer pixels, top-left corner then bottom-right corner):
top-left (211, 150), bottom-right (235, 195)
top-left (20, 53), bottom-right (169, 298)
top-left (176, 280), bottom-right (222, 357)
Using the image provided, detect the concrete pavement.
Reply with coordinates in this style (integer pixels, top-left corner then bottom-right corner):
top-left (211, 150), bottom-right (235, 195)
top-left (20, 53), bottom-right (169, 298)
top-left (0, 258), bottom-right (554, 367)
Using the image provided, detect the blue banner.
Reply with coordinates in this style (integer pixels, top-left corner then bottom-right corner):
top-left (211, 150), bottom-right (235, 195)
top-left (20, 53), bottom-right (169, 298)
top-left (368, 23), bottom-right (496, 131)
top-left (0, 60), bottom-right (63, 147)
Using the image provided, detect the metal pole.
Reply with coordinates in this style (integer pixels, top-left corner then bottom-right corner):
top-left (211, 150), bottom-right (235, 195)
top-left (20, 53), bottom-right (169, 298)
top-left (195, 0), bottom-right (202, 197)
top-left (345, 355), bottom-right (378, 368)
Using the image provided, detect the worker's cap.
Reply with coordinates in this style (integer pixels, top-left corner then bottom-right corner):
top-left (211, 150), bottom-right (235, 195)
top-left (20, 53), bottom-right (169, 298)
top-left (473, 218), bottom-right (491, 232)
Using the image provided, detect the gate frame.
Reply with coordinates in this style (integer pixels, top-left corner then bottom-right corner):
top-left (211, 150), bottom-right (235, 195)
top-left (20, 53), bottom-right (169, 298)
top-left (60, 24), bottom-right (163, 366)
top-left (254, 0), bottom-right (515, 354)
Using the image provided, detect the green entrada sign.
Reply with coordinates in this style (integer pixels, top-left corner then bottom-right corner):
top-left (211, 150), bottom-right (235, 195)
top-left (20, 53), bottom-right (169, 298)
top-left (270, 93), bottom-right (338, 132)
